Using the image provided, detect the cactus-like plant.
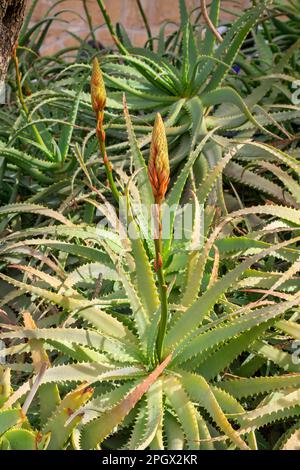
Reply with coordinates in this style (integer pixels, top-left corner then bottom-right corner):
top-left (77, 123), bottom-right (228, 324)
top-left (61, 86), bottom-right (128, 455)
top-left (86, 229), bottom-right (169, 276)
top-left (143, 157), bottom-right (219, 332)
top-left (0, 94), bottom-right (300, 449)
top-left (0, 0), bottom-right (300, 451)
top-left (1, 0), bottom-right (299, 217)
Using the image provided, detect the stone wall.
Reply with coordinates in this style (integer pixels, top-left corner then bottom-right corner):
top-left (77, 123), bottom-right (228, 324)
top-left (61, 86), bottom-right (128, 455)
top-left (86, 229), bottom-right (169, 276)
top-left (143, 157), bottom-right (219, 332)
top-left (25, 0), bottom-right (250, 55)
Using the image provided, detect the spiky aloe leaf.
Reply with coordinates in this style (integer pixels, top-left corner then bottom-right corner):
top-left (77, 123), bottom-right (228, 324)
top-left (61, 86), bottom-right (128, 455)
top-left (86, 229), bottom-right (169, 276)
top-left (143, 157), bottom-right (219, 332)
top-left (42, 384), bottom-right (94, 450)
top-left (166, 237), bottom-right (300, 355)
top-left (251, 340), bottom-right (300, 373)
top-left (180, 372), bottom-right (250, 450)
top-left (79, 354), bottom-right (171, 449)
top-left (224, 161), bottom-right (298, 207)
top-left (0, 238), bottom-right (116, 264)
top-left (164, 411), bottom-right (185, 450)
top-left (181, 205), bottom-right (300, 308)
top-left (274, 421), bottom-right (300, 450)
top-left (202, 87), bottom-right (276, 137)
top-left (0, 327), bottom-right (139, 364)
top-left (0, 203), bottom-right (71, 225)
top-left (2, 429), bottom-right (38, 450)
top-left (126, 379), bottom-right (163, 450)
top-left (219, 374), bottom-right (300, 400)
top-left (3, 364), bottom-right (144, 410)
top-left (122, 194), bottom-right (159, 321)
top-left (103, 244), bottom-right (150, 351)
top-left (57, 76), bottom-right (85, 163)
top-left (258, 161), bottom-right (300, 206)
top-left (276, 320), bottom-right (300, 339)
top-left (173, 295), bottom-right (300, 367)
top-left (202, 0), bottom-right (221, 55)
top-left (197, 145), bottom-right (240, 204)
top-left (204, 1), bottom-right (270, 91)
top-left (38, 384), bottom-right (61, 428)
top-left (0, 273), bottom-right (137, 346)
top-left (0, 367), bottom-right (11, 408)
top-left (20, 311), bottom-right (60, 428)
top-left (63, 262), bottom-right (119, 288)
top-left (195, 2), bottom-right (268, 91)
top-left (163, 376), bottom-right (200, 450)
top-left (196, 322), bottom-right (273, 380)
top-left (0, 409), bottom-right (24, 435)
top-left (239, 389), bottom-right (300, 432)
top-left (123, 95), bottom-right (153, 208)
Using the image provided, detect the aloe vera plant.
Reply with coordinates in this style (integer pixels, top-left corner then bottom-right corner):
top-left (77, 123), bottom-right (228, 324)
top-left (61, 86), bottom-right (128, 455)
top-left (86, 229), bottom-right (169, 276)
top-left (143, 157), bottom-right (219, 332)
top-left (270, 0), bottom-right (300, 50)
top-left (1, 0), bottom-right (299, 216)
top-left (97, 0), bottom-right (274, 147)
top-left (1, 81), bottom-right (300, 449)
top-left (86, 0), bottom-right (300, 214)
top-left (0, 0), bottom-right (300, 451)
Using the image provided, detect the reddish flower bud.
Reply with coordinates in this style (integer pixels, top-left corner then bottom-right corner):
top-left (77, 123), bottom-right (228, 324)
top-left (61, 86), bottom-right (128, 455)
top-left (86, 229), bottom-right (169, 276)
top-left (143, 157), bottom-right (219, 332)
top-left (91, 57), bottom-right (106, 114)
top-left (148, 113), bottom-right (170, 204)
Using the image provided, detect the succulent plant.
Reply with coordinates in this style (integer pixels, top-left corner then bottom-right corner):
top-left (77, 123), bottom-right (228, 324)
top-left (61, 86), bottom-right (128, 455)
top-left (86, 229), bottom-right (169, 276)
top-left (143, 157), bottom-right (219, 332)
top-left (0, 0), bottom-right (300, 451)
top-left (0, 92), bottom-right (300, 449)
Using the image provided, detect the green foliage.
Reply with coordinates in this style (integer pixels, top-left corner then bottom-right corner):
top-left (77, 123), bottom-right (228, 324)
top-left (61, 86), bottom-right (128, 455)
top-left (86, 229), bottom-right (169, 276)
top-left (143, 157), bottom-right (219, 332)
top-left (0, 0), bottom-right (300, 452)
top-left (1, 124), bottom-right (300, 449)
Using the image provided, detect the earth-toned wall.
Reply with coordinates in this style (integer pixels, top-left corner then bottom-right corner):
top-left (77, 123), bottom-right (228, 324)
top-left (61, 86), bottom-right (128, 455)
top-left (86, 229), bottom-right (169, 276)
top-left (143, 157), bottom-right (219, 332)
top-left (26, 0), bottom-right (249, 55)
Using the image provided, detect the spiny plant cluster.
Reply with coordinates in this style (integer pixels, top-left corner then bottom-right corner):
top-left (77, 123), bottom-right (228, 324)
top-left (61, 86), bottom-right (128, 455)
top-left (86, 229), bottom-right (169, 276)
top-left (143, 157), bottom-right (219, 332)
top-left (0, 0), bottom-right (300, 451)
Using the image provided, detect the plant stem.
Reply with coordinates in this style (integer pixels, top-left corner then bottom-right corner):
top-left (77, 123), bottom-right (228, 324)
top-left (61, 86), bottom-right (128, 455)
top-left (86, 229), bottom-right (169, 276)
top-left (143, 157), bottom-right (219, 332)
top-left (96, 0), bottom-right (128, 55)
top-left (83, 0), bottom-right (99, 49)
top-left (22, 362), bottom-right (48, 415)
top-left (12, 46), bottom-right (47, 152)
top-left (96, 113), bottom-right (120, 204)
top-left (200, 0), bottom-right (223, 43)
top-left (155, 204), bottom-right (169, 361)
top-left (136, 0), bottom-right (153, 50)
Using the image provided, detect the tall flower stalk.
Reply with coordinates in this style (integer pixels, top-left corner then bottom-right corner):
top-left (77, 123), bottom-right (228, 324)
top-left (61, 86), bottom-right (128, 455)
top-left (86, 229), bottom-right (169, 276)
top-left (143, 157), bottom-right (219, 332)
top-left (12, 44), bottom-right (48, 157)
top-left (91, 57), bottom-right (120, 203)
top-left (148, 113), bottom-right (170, 361)
top-left (95, 0), bottom-right (128, 55)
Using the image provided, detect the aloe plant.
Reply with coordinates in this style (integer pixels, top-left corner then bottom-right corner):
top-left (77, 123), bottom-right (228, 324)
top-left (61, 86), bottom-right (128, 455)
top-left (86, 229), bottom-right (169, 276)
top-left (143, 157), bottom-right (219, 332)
top-left (1, 91), bottom-right (300, 449)
top-left (270, 0), bottom-right (300, 50)
top-left (0, 0), bottom-right (300, 451)
top-left (1, 0), bottom-right (299, 216)
top-left (90, 0), bottom-right (300, 215)
top-left (98, 0), bottom-right (274, 146)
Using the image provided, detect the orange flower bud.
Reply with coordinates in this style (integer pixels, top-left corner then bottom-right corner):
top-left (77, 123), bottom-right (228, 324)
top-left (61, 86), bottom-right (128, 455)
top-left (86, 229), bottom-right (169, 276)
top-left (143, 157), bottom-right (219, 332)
top-left (91, 57), bottom-right (106, 114)
top-left (148, 113), bottom-right (170, 204)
